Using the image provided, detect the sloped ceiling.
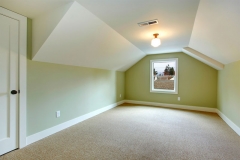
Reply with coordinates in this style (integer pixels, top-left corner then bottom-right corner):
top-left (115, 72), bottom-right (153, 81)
top-left (32, 2), bottom-right (73, 58)
top-left (0, 0), bottom-right (74, 18)
top-left (0, 0), bottom-right (200, 71)
top-left (1, 0), bottom-right (239, 71)
top-left (32, 1), bottom-right (145, 71)
top-left (76, 0), bottom-right (200, 54)
top-left (189, 0), bottom-right (240, 64)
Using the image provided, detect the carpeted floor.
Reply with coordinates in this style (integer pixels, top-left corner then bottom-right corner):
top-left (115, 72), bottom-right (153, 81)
top-left (1, 103), bottom-right (240, 160)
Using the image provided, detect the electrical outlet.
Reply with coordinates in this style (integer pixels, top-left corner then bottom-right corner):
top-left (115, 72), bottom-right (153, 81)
top-left (178, 97), bottom-right (180, 101)
top-left (120, 94), bottom-right (121, 98)
top-left (56, 111), bottom-right (60, 118)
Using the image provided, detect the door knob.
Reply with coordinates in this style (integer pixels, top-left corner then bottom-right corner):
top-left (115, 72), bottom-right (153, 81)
top-left (11, 90), bottom-right (18, 95)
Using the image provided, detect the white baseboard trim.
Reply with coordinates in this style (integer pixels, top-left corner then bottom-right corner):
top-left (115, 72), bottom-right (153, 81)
top-left (26, 100), bottom-right (125, 145)
top-left (124, 100), bottom-right (217, 113)
top-left (124, 99), bottom-right (240, 136)
top-left (216, 110), bottom-right (240, 136)
top-left (26, 99), bottom-right (240, 146)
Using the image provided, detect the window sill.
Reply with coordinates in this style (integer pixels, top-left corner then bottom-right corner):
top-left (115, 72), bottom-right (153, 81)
top-left (150, 89), bottom-right (178, 94)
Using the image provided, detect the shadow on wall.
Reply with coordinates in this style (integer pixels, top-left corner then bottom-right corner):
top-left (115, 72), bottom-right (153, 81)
top-left (27, 18), bottom-right (32, 60)
top-left (116, 71), bottom-right (125, 102)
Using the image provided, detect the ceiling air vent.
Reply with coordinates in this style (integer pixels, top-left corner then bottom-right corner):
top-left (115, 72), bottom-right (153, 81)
top-left (138, 19), bottom-right (158, 27)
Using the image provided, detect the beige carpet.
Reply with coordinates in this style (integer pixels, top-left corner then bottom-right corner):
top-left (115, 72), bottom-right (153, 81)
top-left (1, 103), bottom-right (240, 160)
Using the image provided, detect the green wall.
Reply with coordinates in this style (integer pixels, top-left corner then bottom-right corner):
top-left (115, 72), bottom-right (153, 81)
top-left (218, 60), bottom-right (240, 128)
top-left (27, 19), bottom-right (125, 136)
top-left (125, 52), bottom-right (218, 108)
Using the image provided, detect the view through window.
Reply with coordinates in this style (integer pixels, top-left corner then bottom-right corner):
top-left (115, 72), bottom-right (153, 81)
top-left (150, 59), bottom-right (178, 94)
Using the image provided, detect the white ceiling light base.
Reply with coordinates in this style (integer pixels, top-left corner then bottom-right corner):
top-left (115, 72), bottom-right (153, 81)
top-left (182, 47), bottom-right (224, 70)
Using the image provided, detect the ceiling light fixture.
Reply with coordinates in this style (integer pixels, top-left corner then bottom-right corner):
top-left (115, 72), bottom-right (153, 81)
top-left (151, 33), bottom-right (161, 47)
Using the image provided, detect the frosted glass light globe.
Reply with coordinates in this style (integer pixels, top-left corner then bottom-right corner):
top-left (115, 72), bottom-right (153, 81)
top-left (151, 38), bottom-right (161, 47)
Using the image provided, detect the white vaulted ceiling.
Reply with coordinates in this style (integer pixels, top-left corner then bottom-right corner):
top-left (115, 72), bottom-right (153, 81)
top-left (76, 0), bottom-right (200, 54)
top-left (189, 0), bottom-right (240, 64)
top-left (32, 1), bottom-right (145, 71)
top-left (0, 0), bottom-right (239, 71)
top-left (0, 0), bottom-right (74, 18)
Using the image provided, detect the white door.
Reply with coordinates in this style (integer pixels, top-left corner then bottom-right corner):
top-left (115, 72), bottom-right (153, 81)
top-left (0, 14), bottom-right (19, 155)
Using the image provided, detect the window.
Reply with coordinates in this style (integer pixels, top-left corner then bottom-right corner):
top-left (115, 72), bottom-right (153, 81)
top-left (150, 58), bottom-right (178, 94)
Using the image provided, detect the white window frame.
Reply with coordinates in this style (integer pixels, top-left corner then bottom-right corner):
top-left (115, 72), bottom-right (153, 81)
top-left (150, 58), bottom-right (178, 94)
